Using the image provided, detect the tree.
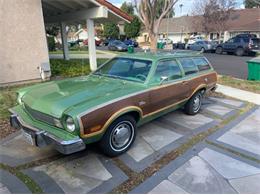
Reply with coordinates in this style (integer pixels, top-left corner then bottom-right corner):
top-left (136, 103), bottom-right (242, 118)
top-left (244, 0), bottom-right (260, 8)
top-left (121, 2), bottom-right (135, 15)
top-left (156, 0), bottom-right (175, 18)
top-left (124, 16), bottom-right (141, 38)
top-left (192, 0), bottom-right (235, 43)
top-left (120, 2), bottom-right (141, 39)
top-left (134, 0), bottom-right (178, 52)
top-left (103, 23), bottom-right (119, 39)
top-left (45, 26), bottom-right (59, 36)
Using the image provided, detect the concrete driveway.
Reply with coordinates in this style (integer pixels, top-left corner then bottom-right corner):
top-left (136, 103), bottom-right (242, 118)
top-left (0, 96), bottom-right (259, 193)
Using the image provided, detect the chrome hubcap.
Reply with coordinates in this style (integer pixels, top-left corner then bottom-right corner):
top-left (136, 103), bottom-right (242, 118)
top-left (111, 122), bottom-right (133, 150)
top-left (193, 95), bottom-right (201, 112)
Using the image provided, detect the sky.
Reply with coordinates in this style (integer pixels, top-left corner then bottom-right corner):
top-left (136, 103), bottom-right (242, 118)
top-left (108, 0), bottom-right (245, 17)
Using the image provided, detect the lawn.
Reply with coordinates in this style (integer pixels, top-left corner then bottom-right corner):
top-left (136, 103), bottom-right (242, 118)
top-left (218, 75), bottom-right (260, 94)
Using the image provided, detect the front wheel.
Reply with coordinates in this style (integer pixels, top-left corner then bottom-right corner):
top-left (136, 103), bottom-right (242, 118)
top-left (215, 46), bottom-right (223, 54)
top-left (99, 115), bottom-right (136, 157)
top-left (235, 47), bottom-right (244, 56)
top-left (184, 91), bottom-right (202, 115)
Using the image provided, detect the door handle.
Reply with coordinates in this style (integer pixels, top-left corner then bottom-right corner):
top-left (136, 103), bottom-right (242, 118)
top-left (182, 80), bottom-right (188, 84)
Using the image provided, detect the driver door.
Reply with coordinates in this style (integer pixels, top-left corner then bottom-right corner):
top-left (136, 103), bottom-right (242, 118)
top-left (148, 59), bottom-right (190, 114)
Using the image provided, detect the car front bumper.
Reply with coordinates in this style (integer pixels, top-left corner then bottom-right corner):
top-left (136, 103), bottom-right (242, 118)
top-left (9, 111), bottom-right (86, 155)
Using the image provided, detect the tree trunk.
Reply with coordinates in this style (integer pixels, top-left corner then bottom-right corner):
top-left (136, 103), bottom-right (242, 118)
top-left (150, 33), bottom-right (158, 52)
top-left (218, 31), bottom-right (222, 44)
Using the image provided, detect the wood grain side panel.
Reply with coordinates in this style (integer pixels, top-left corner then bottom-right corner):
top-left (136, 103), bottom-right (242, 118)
top-left (80, 91), bottom-right (150, 134)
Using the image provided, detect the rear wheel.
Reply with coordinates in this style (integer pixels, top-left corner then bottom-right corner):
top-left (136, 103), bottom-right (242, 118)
top-left (99, 115), bottom-right (136, 157)
top-left (184, 91), bottom-right (202, 115)
top-left (235, 47), bottom-right (244, 56)
top-left (215, 46), bottom-right (223, 54)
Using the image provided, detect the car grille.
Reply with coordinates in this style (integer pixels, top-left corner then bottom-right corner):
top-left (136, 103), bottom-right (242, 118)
top-left (24, 104), bottom-right (55, 126)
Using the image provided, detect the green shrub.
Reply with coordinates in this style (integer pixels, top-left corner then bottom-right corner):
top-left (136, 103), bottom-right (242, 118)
top-left (69, 45), bottom-right (88, 51)
top-left (50, 59), bottom-right (108, 77)
top-left (47, 36), bottom-right (56, 51)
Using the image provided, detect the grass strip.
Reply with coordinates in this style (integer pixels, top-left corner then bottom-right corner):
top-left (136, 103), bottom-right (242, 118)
top-left (111, 102), bottom-right (254, 193)
top-left (0, 163), bottom-right (43, 193)
top-left (218, 75), bottom-right (260, 94)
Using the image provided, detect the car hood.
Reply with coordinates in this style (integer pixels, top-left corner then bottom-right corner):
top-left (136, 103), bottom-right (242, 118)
top-left (20, 75), bottom-right (143, 118)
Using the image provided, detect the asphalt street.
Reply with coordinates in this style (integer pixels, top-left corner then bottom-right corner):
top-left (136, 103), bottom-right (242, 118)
top-left (204, 53), bottom-right (254, 79)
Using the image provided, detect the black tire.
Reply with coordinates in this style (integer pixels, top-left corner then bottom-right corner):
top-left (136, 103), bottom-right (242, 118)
top-left (99, 115), bottom-right (136, 157)
top-left (215, 46), bottom-right (223, 54)
top-left (184, 91), bottom-right (203, 115)
top-left (235, 47), bottom-right (244, 56)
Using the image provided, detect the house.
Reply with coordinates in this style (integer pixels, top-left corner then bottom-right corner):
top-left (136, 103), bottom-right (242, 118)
top-left (0, 0), bottom-right (132, 86)
top-left (137, 8), bottom-right (260, 44)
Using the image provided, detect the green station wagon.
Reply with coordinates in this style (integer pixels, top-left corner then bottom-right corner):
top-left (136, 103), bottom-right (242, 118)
top-left (10, 52), bottom-right (217, 156)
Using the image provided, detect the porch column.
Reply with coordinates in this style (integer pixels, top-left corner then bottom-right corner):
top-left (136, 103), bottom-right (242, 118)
top-left (87, 19), bottom-right (97, 71)
top-left (60, 22), bottom-right (69, 60)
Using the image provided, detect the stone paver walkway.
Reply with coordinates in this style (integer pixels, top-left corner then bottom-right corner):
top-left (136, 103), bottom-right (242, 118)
top-left (132, 144), bottom-right (260, 194)
top-left (1, 96), bottom-right (259, 194)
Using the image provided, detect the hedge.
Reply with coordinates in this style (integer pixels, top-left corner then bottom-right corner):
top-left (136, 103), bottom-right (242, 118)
top-left (50, 59), bottom-right (108, 77)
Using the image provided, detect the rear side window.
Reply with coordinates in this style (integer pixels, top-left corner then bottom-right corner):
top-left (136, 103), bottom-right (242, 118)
top-left (153, 60), bottom-right (182, 82)
top-left (193, 58), bottom-right (211, 71)
top-left (178, 58), bottom-right (199, 75)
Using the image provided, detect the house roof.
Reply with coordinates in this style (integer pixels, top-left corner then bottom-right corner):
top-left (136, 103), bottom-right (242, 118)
top-left (95, 0), bottom-right (133, 22)
top-left (42, 0), bottom-right (132, 23)
top-left (158, 8), bottom-right (260, 34)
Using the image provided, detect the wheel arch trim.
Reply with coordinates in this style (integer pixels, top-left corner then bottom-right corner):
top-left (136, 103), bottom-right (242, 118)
top-left (79, 106), bottom-right (142, 138)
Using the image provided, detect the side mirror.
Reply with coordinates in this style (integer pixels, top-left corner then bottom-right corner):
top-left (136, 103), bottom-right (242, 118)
top-left (160, 76), bottom-right (168, 85)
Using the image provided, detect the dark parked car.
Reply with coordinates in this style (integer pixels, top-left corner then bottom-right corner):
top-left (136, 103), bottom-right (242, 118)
top-left (173, 42), bottom-right (186, 49)
top-left (215, 36), bottom-right (260, 56)
top-left (103, 38), bottom-right (114, 46)
top-left (124, 39), bottom-right (138, 47)
top-left (108, 40), bottom-right (128, 51)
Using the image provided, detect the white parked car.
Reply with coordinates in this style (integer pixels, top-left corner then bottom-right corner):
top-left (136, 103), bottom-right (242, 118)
top-left (186, 36), bottom-right (205, 49)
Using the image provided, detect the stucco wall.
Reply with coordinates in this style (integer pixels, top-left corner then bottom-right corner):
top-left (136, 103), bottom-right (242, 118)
top-left (0, 0), bottom-right (49, 86)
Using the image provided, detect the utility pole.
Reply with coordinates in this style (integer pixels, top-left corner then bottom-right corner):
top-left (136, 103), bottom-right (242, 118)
top-left (179, 4), bottom-right (183, 16)
top-left (166, 11), bottom-right (170, 41)
top-left (179, 4), bottom-right (184, 42)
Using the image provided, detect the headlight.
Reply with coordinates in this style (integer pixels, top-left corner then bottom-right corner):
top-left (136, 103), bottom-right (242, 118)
top-left (65, 116), bottom-right (75, 132)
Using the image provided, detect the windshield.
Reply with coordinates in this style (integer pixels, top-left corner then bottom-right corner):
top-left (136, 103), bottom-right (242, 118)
top-left (94, 57), bottom-right (152, 83)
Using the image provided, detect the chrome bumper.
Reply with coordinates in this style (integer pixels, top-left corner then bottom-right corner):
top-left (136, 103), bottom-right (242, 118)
top-left (10, 114), bottom-right (86, 155)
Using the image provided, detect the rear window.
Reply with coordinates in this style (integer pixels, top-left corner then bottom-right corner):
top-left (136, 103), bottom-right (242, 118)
top-left (178, 58), bottom-right (199, 75)
top-left (192, 58), bottom-right (211, 71)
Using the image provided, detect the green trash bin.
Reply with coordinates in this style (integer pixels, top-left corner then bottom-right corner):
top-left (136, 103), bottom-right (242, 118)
top-left (247, 57), bottom-right (260, 81)
top-left (157, 42), bottom-right (164, 49)
top-left (127, 46), bottom-right (134, 53)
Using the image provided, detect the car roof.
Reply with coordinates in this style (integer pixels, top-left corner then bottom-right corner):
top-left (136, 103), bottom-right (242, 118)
top-left (119, 51), bottom-right (204, 61)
